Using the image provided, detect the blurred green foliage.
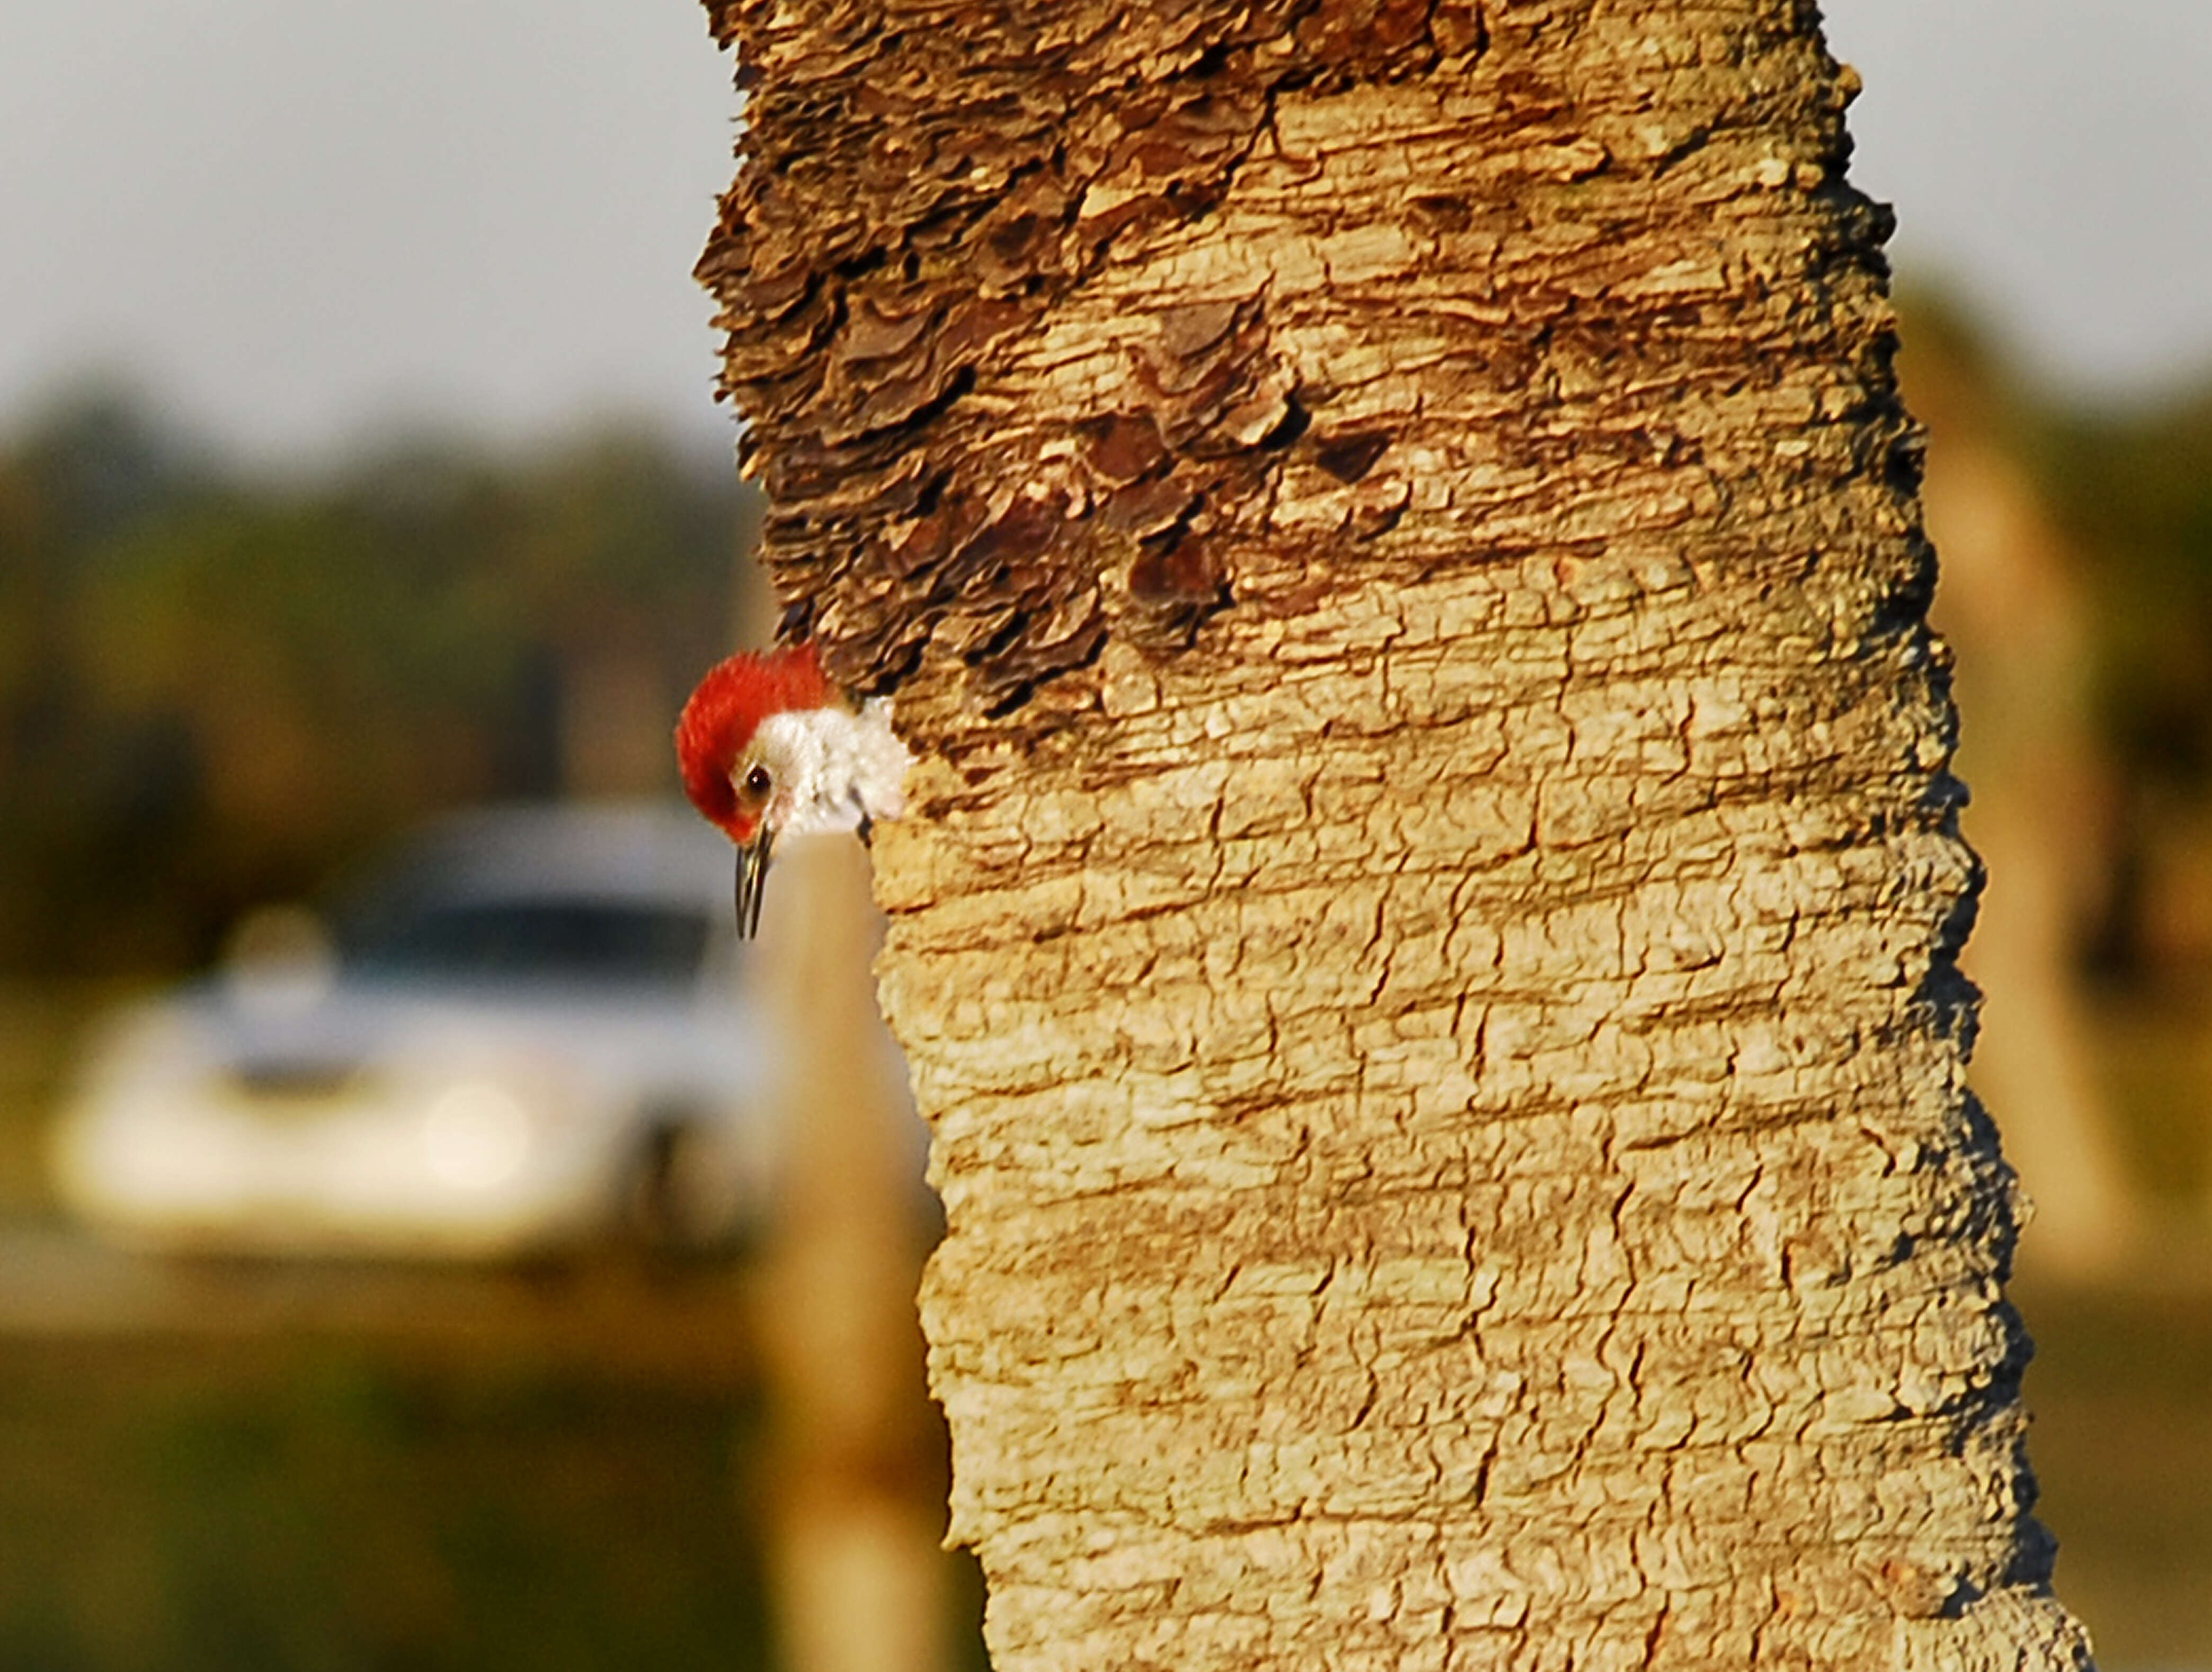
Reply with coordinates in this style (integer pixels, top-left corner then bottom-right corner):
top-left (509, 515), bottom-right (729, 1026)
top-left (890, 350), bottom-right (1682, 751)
top-left (1900, 287), bottom-right (2212, 816)
top-left (2040, 385), bottom-right (2212, 799)
top-left (1893, 294), bottom-right (2203, 796)
top-left (1880, 290), bottom-right (2212, 1016)
top-left (0, 391), bottom-right (760, 975)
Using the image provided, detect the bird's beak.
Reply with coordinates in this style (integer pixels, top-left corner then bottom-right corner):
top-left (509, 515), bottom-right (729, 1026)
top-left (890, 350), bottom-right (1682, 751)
top-left (734, 826), bottom-right (775, 940)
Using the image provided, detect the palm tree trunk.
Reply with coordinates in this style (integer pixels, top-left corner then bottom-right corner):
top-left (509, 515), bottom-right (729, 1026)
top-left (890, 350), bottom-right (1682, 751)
top-left (700, 1), bottom-right (2095, 1665)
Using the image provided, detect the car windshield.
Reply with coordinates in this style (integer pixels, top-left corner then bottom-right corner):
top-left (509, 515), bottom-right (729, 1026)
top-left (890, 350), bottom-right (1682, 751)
top-left (342, 896), bottom-right (710, 987)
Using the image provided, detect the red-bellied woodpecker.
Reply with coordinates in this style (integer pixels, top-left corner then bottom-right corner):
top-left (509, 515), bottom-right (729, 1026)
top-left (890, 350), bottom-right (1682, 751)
top-left (674, 641), bottom-right (911, 936)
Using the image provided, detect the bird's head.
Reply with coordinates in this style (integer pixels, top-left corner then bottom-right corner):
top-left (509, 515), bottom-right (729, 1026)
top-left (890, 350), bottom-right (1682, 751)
top-left (674, 640), bottom-right (837, 936)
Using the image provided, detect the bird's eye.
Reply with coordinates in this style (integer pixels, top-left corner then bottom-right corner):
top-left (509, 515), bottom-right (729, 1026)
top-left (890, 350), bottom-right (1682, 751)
top-left (732, 762), bottom-right (773, 816)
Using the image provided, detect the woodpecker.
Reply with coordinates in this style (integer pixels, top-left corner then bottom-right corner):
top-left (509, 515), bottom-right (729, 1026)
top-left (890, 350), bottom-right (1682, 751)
top-left (675, 640), bottom-right (911, 936)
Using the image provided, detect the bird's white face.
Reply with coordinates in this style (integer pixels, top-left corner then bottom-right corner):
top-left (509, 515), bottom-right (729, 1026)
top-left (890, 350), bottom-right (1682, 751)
top-left (730, 712), bottom-right (822, 838)
top-left (734, 704), bottom-right (911, 841)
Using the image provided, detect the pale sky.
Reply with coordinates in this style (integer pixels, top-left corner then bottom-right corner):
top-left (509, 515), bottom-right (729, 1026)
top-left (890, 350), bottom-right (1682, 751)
top-left (3, 1), bottom-right (2208, 470)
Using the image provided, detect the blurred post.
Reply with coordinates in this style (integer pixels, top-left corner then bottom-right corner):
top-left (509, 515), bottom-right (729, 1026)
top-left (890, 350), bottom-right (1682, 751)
top-left (747, 833), bottom-right (949, 1672)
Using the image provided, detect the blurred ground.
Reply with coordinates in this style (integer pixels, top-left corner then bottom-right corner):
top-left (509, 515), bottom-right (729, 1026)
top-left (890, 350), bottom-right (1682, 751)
top-left (0, 1331), bottom-right (769, 1672)
top-left (2027, 1281), bottom-right (2212, 1667)
top-left (0, 985), bottom-right (983, 1672)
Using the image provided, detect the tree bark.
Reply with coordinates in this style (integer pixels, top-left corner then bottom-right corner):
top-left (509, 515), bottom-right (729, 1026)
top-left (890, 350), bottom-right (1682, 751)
top-left (700, 1), bottom-right (2096, 1666)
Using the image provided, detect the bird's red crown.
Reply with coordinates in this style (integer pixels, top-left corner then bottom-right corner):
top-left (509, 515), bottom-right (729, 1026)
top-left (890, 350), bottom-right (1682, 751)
top-left (674, 640), bottom-right (834, 841)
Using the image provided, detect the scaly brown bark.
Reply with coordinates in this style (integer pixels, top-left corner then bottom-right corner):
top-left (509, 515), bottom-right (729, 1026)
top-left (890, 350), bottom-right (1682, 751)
top-left (699, 1), bottom-right (2096, 1665)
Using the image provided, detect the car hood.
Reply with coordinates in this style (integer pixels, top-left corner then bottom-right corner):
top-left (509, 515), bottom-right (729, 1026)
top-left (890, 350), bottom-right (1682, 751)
top-left (97, 974), bottom-right (766, 1103)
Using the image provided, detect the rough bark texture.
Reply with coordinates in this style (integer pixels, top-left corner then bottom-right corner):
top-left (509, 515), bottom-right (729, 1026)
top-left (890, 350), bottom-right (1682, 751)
top-left (700, 1), bottom-right (2096, 1666)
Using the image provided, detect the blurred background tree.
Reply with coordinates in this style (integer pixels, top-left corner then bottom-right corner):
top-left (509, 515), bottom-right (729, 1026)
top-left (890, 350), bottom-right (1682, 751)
top-left (1890, 297), bottom-right (2212, 1233)
top-left (0, 388), bottom-right (761, 975)
top-left (2042, 377), bottom-right (2212, 987)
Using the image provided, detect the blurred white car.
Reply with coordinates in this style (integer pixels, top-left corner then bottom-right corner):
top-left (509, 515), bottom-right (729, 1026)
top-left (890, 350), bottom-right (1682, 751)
top-left (51, 803), bottom-right (779, 1259)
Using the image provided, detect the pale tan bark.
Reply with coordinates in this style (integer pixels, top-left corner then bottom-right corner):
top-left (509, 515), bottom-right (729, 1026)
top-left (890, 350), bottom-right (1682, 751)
top-left (701, 1), bottom-right (2094, 1666)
